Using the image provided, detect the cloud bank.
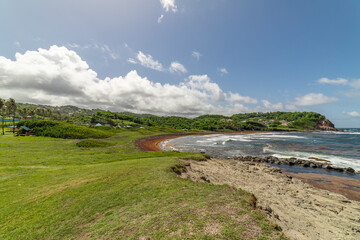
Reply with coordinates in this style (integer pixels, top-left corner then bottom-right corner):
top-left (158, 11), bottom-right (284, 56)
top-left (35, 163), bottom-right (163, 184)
top-left (295, 93), bottom-right (338, 106)
top-left (0, 46), bottom-right (262, 116)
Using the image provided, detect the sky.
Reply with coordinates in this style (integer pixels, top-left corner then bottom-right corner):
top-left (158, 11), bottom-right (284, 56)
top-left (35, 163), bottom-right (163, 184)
top-left (0, 0), bottom-right (360, 127)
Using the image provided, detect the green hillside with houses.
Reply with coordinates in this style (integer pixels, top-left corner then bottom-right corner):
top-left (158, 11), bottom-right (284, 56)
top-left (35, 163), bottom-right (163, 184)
top-left (1, 98), bottom-right (334, 135)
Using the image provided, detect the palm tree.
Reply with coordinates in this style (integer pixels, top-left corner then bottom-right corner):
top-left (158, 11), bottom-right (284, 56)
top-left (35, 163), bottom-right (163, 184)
top-left (0, 99), bottom-right (4, 135)
top-left (6, 98), bottom-right (17, 134)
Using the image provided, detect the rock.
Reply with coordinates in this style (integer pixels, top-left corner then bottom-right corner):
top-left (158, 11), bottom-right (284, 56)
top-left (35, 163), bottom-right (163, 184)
top-left (324, 165), bottom-right (333, 170)
top-left (303, 162), bottom-right (310, 167)
top-left (333, 167), bottom-right (344, 172)
top-left (345, 167), bottom-right (355, 174)
top-left (309, 163), bottom-right (317, 168)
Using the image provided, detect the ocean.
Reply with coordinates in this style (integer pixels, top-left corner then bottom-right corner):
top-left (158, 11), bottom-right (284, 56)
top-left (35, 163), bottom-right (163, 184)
top-left (160, 129), bottom-right (360, 172)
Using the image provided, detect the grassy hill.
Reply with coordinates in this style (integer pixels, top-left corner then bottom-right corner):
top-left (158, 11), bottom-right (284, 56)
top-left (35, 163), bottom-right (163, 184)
top-left (0, 126), bottom-right (286, 239)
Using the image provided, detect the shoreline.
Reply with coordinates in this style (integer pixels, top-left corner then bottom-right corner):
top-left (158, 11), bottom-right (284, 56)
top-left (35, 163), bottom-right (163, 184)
top-left (135, 132), bottom-right (360, 201)
top-left (135, 131), bottom-right (273, 151)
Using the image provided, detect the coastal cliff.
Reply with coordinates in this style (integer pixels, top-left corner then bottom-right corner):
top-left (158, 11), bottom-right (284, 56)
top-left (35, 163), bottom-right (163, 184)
top-left (316, 116), bottom-right (336, 131)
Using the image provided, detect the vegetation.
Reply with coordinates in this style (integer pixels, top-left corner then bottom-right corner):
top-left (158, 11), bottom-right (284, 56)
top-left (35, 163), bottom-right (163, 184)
top-left (0, 128), bottom-right (286, 239)
top-left (16, 119), bottom-right (113, 139)
top-left (1, 99), bottom-right (331, 135)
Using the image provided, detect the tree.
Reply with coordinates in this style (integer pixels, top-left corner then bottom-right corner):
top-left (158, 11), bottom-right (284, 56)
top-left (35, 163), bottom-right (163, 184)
top-left (6, 98), bottom-right (17, 133)
top-left (0, 99), bottom-right (4, 135)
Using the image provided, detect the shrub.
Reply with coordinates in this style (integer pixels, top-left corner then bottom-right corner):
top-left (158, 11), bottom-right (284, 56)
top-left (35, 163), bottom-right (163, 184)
top-left (17, 120), bottom-right (113, 139)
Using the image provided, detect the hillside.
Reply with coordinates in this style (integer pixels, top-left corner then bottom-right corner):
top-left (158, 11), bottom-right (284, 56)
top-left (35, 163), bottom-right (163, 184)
top-left (6, 102), bottom-right (336, 132)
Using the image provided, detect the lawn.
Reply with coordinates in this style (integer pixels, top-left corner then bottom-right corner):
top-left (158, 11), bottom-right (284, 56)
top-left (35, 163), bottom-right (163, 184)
top-left (0, 128), bottom-right (286, 239)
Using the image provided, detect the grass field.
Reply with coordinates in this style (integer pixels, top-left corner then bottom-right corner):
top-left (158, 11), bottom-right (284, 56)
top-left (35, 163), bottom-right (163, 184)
top-left (0, 128), bottom-right (286, 239)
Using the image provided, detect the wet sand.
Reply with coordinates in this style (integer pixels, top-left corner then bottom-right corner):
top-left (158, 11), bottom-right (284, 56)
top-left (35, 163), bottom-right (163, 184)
top-left (285, 172), bottom-right (360, 201)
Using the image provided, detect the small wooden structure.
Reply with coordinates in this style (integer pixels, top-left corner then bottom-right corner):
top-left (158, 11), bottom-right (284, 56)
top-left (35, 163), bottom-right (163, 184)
top-left (17, 126), bottom-right (33, 136)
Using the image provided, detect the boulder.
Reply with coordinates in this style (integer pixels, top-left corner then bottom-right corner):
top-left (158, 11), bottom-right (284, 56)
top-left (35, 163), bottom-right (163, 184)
top-left (345, 167), bottom-right (355, 174)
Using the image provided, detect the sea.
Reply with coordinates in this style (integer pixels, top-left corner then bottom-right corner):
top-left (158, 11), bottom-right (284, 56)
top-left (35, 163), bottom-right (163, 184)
top-left (160, 129), bottom-right (360, 172)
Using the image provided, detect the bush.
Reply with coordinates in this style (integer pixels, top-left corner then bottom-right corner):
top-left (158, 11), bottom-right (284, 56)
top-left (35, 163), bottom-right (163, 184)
top-left (17, 120), bottom-right (113, 139)
top-left (76, 139), bottom-right (115, 148)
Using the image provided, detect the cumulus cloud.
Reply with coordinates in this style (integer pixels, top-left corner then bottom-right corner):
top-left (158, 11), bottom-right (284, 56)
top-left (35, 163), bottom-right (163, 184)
top-left (218, 68), bottom-right (228, 75)
top-left (160, 0), bottom-right (178, 12)
top-left (226, 92), bottom-right (257, 104)
top-left (318, 77), bottom-right (348, 85)
top-left (136, 51), bottom-right (164, 71)
top-left (157, 14), bottom-right (164, 23)
top-left (192, 51), bottom-right (201, 60)
top-left (0, 46), bottom-right (271, 116)
top-left (169, 61), bottom-right (187, 74)
top-left (346, 111), bottom-right (360, 117)
top-left (262, 100), bottom-right (283, 111)
top-left (295, 93), bottom-right (338, 106)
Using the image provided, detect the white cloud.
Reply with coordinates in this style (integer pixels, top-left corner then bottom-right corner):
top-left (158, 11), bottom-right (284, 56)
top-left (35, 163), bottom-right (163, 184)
top-left (346, 111), bottom-right (360, 117)
top-left (14, 41), bottom-right (21, 47)
top-left (226, 92), bottom-right (257, 104)
top-left (295, 93), bottom-right (338, 106)
top-left (160, 0), bottom-right (178, 13)
top-left (169, 61), bottom-right (187, 74)
top-left (262, 100), bottom-right (283, 111)
top-left (127, 58), bottom-right (137, 64)
top-left (318, 77), bottom-right (348, 85)
top-left (67, 42), bottom-right (119, 60)
top-left (0, 46), bottom-right (270, 116)
top-left (218, 68), bottom-right (228, 75)
top-left (349, 79), bottom-right (360, 89)
top-left (157, 14), bottom-right (164, 23)
top-left (136, 51), bottom-right (164, 72)
top-left (192, 51), bottom-right (201, 60)
top-left (285, 104), bottom-right (298, 111)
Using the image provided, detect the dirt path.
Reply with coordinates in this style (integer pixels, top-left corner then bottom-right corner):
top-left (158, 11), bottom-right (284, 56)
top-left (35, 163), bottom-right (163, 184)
top-left (179, 158), bottom-right (360, 240)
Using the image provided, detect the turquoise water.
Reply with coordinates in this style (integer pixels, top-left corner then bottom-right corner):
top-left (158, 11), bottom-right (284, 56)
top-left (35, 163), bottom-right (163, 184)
top-left (161, 130), bottom-right (360, 171)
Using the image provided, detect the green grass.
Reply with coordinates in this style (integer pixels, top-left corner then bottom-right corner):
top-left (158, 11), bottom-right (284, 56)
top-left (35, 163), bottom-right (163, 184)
top-left (0, 128), bottom-right (286, 239)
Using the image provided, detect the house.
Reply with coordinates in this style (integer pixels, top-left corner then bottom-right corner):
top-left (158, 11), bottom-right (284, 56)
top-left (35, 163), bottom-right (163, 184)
top-left (280, 121), bottom-right (291, 126)
top-left (220, 118), bottom-right (233, 122)
top-left (95, 123), bottom-right (102, 127)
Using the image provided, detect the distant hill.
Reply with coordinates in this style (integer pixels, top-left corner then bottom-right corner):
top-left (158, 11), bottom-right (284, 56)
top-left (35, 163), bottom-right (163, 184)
top-left (8, 102), bottom-right (335, 131)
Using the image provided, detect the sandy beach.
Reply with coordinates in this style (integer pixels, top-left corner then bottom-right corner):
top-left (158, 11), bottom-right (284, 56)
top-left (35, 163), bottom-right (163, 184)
top-left (136, 132), bottom-right (360, 239)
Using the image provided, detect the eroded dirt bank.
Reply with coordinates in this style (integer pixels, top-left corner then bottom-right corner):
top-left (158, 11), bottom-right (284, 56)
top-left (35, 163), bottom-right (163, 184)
top-left (178, 158), bottom-right (360, 240)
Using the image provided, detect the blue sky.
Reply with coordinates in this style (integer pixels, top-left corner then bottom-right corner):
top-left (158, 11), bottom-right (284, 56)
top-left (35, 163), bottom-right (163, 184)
top-left (1, 0), bottom-right (360, 127)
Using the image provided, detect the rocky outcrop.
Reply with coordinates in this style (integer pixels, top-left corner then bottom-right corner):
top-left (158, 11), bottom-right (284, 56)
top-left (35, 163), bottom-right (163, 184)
top-left (316, 116), bottom-right (336, 131)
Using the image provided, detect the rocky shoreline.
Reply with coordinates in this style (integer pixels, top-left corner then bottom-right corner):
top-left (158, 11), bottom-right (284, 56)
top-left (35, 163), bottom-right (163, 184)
top-left (231, 155), bottom-right (359, 175)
